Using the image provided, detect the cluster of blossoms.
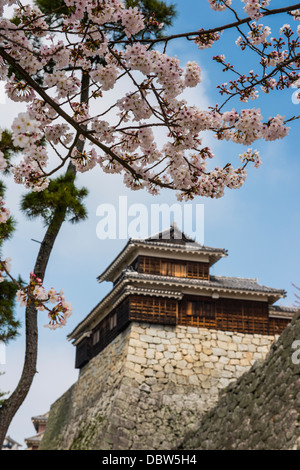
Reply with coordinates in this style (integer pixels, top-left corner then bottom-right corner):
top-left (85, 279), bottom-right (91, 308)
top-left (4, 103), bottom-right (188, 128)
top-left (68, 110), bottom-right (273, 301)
top-left (90, 61), bottom-right (119, 91)
top-left (0, 200), bottom-right (72, 326)
top-left (260, 77), bottom-right (277, 94)
top-left (44, 71), bottom-right (81, 100)
top-left (184, 61), bottom-right (202, 87)
top-left (219, 108), bottom-right (289, 145)
top-left (214, 57), bottom-right (262, 103)
top-left (0, 197), bottom-right (10, 223)
top-left (194, 29), bottom-right (221, 49)
top-left (242, 0), bottom-right (270, 21)
top-left (115, 6), bottom-right (145, 38)
top-left (5, 75), bottom-right (35, 102)
top-left (0, 150), bottom-right (7, 171)
top-left (0, 193), bottom-right (72, 327)
top-left (71, 147), bottom-right (98, 172)
top-left (261, 115), bottom-right (289, 141)
top-left (10, 112), bottom-right (49, 191)
top-left (239, 148), bottom-right (262, 168)
top-left (44, 124), bottom-right (73, 146)
top-left (16, 272), bottom-right (72, 329)
top-left (207, 0), bottom-right (271, 20)
top-left (63, 0), bottom-right (145, 39)
top-left (261, 50), bottom-right (289, 68)
top-left (208, 0), bottom-right (232, 11)
top-left (246, 22), bottom-right (271, 45)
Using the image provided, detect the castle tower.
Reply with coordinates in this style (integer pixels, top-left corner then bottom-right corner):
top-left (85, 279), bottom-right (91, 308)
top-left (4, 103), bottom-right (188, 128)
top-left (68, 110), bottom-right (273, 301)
top-left (40, 227), bottom-right (297, 450)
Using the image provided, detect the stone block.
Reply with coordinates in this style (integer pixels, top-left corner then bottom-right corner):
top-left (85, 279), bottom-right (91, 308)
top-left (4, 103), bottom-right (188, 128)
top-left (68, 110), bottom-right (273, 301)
top-left (219, 356), bottom-right (229, 365)
top-left (217, 332), bottom-right (232, 342)
top-left (187, 326), bottom-right (199, 334)
top-left (189, 375), bottom-right (200, 386)
top-left (164, 363), bottom-right (174, 374)
top-left (129, 338), bottom-right (147, 349)
top-left (176, 359), bottom-right (188, 369)
top-left (166, 331), bottom-right (176, 339)
top-left (212, 347), bottom-right (226, 357)
top-left (163, 351), bottom-right (174, 360)
top-left (209, 355), bottom-right (219, 363)
top-left (155, 351), bottom-right (164, 361)
top-left (127, 354), bottom-right (147, 365)
top-left (217, 340), bottom-right (229, 350)
top-left (140, 334), bottom-right (154, 343)
top-left (146, 348), bottom-right (156, 360)
top-left (203, 347), bottom-right (212, 355)
top-left (232, 335), bottom-right (242, 343)
top-left (136, 347), bottom-right (146, 357)
top-left (167, 345), bottom-right (178, 352)
top-left (174, 352), bottom-right (182, 361)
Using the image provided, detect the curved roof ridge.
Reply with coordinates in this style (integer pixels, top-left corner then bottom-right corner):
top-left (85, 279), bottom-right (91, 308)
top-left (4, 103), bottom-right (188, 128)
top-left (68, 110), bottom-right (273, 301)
top-left (212, 275), bottom-right (258, 282)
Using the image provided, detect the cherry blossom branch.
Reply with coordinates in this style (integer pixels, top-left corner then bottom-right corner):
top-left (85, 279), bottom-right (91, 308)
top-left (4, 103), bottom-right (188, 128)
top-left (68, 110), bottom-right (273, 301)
top-left (0, 258), bottom-right (72, 329)
top-left (0, 47), bottom-right (145, 180)
top-left (0, 0), bottom-right (296, 202)
top-left (114, 3), bottom-right (300, 46)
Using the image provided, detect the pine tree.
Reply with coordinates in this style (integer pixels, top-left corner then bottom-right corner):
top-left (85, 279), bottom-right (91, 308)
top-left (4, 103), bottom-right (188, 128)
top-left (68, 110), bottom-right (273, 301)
top-left (0, 131), bottom-right (21, 343)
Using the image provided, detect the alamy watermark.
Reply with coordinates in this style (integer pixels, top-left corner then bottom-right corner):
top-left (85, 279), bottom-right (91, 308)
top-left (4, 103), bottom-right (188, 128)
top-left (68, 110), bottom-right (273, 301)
top-left (291, 340), bottom-right (300, 365)
top-left (96, 196), bottom-right (204, 243)
top-left (291, 84), bottom-right (300, 105)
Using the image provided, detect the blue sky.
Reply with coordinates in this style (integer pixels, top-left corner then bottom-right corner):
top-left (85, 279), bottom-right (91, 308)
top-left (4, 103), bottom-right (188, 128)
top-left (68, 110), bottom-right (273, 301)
top-left (1, 0), bottom-right (300, 447)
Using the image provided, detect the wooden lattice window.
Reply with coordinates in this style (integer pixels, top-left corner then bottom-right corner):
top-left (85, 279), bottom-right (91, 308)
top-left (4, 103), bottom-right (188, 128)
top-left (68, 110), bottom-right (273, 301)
top-left (161, 261), bottom-right (187, 277)
top-left (187, 262), bottom-right (209, 279)
top-left (137, 255), bottom-right (209, 280)
top-left (92, 329), bottom-right (100, 346)
top-left (129, 295), bottom-right (177, 325)
top-left (186, 300), bottom-right (215, 319)
top-left (109, 312), bottom-right (117, 330)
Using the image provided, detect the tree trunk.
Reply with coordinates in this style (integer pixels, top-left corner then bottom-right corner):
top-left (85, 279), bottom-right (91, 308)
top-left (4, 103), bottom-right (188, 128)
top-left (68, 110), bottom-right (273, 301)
top-left (0, 73), bottom-right (90, 449)
top-left (0, 209), bottom-right (66, 447)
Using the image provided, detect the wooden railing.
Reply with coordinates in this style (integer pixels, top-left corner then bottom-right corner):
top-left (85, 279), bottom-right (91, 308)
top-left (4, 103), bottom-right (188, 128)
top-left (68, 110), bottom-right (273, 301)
top-left (129, 295), bottom-right (177, 325)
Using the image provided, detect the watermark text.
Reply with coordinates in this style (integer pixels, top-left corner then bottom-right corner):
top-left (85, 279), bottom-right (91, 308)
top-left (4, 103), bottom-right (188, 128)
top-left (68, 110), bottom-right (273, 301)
top-left (96, 197), bottom-right (204, 243)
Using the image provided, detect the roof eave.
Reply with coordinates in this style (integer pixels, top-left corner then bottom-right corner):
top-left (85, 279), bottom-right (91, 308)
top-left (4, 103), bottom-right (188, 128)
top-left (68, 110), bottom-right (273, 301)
top-left (69, 272), bottom-right (286, 344)
top-left (97, 240), bottom-right (228, 284)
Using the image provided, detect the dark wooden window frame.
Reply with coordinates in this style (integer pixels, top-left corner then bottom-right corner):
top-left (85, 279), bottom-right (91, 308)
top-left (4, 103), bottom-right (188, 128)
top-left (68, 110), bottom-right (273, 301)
top-left (186, 299), bottom-right (216, 319)
top-left (136, 255), bottom-right (210, 280)
top-left (75, 293), bottom-right (291, 369)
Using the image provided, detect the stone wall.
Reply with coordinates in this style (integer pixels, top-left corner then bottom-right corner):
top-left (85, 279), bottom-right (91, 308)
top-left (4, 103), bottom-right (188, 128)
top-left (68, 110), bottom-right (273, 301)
top-left (40, 322), bottom-right (278, 450)
top-left (180, 311), bottom-right (300, 450)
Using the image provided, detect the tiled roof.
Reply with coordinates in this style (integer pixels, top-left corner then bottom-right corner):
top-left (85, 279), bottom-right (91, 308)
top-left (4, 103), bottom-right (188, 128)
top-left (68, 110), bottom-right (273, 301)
top-left (69, 268), bottom-right (290, 343)
top-left (32, 413), bottom-right (48, 422)
top-left (97, 236), bottom-right (227, 283)
top-left (269, 304), bottom-right (299, 318)
top-left (24, 432), bottom-right (44, 445)
top-left (209, 275), bottom-right (286, 295)
top-left (2, 436), bottom-right (22, 449)
top-left (119, 270), bottom-right (286, 296)
top-left (132, 238), bottom-right (227, 254)
top-left (142, 224), bottom-right (225, 251)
